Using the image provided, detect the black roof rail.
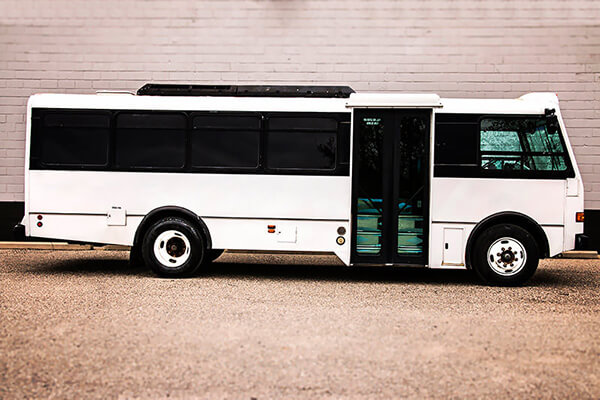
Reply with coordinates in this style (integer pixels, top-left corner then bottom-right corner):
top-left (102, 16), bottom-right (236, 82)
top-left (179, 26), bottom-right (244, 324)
top-left (136, 83), bottom-right (355, 98)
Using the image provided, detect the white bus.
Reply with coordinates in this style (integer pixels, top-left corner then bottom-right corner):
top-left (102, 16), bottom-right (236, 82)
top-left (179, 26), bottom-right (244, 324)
top-left (15, 84), bottom-right (586, 285)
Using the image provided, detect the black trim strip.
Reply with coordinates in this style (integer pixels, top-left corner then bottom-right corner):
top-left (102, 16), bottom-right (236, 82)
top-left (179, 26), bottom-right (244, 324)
top-left (28, 212), bottom-right (348, 222)
top-left (137, 83), bottom-right (355, 98)
top-left (349, 262), bottom-right (427, 268)
top-left (431, 220), bottom-right (563, 227)
top-left (201, 216), bottom-right (349, 222)
top-left (30, 211), bottom-right (107, 216)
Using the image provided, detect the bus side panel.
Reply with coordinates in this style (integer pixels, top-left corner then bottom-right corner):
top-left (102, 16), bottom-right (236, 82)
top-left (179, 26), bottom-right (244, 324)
top-left (431, 178), bottom-right (565, 226)
top-left (563, 179), bottom-right (585, 253)
top-left (429, 224), bottom-right (564, 269)
top-left (430, 177), bottom-right (567, 268)
top-left (29, 214), bottom-right (143, 246)
top-left (204, 218), bottom-right (350, 263)
top-left (26, 171), bottom-right (352, 263)
top-left (429, 223), bottom-right (474, 269)
top-left (544, 225), bottom-right (565, 257)
top-left (28, 171), bottom-right (350, 220)
top-left (27, 214), bottom-right (351, 263)
top-left (557, 110), bottom-right (585, 252)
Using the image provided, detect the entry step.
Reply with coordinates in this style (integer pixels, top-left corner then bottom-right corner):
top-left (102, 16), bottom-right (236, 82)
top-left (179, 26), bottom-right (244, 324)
top-left (560, 250), bottom-right (599, 259)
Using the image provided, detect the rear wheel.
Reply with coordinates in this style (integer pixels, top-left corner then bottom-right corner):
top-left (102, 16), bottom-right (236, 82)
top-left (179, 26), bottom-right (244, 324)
top-left (142, 217), bottom-right (205, 278)
top-left (471, 224), bottom-right (539, 286)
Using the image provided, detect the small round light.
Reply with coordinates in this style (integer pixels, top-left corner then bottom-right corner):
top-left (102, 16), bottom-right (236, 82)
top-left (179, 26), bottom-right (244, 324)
top-left (37, 221), bottom-right (43, 227)
top-left (336, 236), bottom-right (345, 245)
top-left (337, 226), bottom-right (346, 235)
top-left (37, 215), bottom-right (43, 220)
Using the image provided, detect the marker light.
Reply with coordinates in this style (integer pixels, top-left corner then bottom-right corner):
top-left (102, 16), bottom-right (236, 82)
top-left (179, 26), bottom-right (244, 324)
top-left (37, 221), bottom-right (43, 227)
top-left (336, 236), bottom-right (345, 245)
top-left (37, 215), bottom-right (43, 220)
top-left (576, 212), bottom-right (585, 223)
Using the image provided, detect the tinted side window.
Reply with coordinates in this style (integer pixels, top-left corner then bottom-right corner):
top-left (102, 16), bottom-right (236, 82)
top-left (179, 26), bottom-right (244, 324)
top-left (337, 120), bottom-right (351, 172)
top-left (434, 121), bottom-right (479, 165)
top-left (269, 117), bottom-right (338, 131)
top-left (266, 117), bottom-right (338, 171)
top-left (434, 114), bottom-right (479, 177)
top-left (480, 118), bottom-right (569, 172)
top-left (191, 114), bottom-right (260, 168)
top-left (40, 112), bottom-right (110, 167)
top-left (115, 113), bottom-right (186, 169)
top-left (31, 109), bottom-right (352, 175)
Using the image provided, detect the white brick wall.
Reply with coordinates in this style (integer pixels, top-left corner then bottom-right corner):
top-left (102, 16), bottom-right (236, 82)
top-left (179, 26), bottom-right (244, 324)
top-left (1, 0), bottom-right (600, 206)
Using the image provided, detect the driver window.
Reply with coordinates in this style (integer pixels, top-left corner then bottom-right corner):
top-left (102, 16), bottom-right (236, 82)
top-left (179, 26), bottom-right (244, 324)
top-left (479, 117), bottom-right (568, 173)
top-left (480, 121), bottom-right (526, 170)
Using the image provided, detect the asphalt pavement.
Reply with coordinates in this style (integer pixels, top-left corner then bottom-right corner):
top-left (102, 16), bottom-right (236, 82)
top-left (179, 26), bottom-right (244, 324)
top-left (0, 249), bottom-right (599, 399)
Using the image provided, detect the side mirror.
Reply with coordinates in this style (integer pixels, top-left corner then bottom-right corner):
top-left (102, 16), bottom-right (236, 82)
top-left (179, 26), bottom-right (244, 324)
top-left (547, 115), bottom-right (559, 135)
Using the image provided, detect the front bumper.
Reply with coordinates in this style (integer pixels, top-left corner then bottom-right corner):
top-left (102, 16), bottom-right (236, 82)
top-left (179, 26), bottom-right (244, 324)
top-left (575, 233), bottom-right (591, 250)
top-left (12, 224), bottom-right (25, 241)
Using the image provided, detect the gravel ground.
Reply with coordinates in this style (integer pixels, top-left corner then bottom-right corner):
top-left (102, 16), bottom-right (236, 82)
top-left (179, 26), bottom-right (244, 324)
top-left (0, 249), bottom-right (599, 399)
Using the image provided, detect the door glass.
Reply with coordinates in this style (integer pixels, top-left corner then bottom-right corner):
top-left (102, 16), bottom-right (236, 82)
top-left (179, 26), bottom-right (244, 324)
top-left (396, 114), bottom-right (428, 256)
top-left (356, 115), bottom-right (385, 255)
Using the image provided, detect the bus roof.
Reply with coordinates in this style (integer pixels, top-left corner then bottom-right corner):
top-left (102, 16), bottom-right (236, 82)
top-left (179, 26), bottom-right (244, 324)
top-left (439, 93), bottom-right (559, 115)
top-left (28, 91), bottom-right (559, 116)
top-left (27, 93), bottom-right (351, 113)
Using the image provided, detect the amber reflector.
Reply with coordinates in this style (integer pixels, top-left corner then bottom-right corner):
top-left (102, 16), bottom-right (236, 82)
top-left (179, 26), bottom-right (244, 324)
top-left (576, 212), bottom-right (585, 222)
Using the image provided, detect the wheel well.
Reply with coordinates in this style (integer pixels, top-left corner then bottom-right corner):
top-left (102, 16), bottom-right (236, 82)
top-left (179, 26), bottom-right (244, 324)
top-left (465, 212), bottom-right (550, 268)
top-left (132, 206), bottom-right (212, 252)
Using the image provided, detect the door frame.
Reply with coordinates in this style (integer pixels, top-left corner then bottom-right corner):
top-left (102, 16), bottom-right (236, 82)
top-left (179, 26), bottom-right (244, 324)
top-left (350, 108), bottom-right (433, 266)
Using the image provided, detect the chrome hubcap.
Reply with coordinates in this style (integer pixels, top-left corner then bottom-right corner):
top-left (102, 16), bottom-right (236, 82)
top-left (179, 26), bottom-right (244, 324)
top-left (487, 237), bottom-right (527, 276)
top-left (153, 230), bottom-right (191, 267)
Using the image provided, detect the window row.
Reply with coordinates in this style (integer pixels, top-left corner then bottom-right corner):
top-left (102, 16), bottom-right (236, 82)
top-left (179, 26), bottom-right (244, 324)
top-left (30, 110), bottom-right (351, 175)
top-left (434, 114), bottom-right (574, 178)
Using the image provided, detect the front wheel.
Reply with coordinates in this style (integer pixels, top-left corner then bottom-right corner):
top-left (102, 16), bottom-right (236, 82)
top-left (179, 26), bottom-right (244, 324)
top-left (142, 217), bottom-right (206, 278)
top-left (471, 224), bottom-right (539, 286)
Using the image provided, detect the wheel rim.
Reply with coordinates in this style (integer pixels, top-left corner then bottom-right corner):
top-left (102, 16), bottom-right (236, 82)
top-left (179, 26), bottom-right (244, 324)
top-left (153, 230), bottom-right (191, 268)
top-left (487, 237), bottom-right (527, 276)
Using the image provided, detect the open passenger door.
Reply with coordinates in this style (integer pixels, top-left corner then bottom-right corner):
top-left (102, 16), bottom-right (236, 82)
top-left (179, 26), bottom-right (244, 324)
top-left (347, 94), bottom-right (441, 266)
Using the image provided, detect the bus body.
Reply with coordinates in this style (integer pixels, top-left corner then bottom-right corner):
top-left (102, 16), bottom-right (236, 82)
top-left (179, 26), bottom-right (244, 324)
top-left (18, 85), bottom-right (585, 284)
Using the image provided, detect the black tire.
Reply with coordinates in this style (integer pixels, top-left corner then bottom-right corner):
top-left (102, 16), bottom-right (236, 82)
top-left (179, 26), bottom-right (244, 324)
top-left (471, 223), bottom-right (539, 286)
top-left (207, 249), bottom-right (224, 262)
top-left (129, 245), bottom-right (144, 268)
top-left (141, 217), bottom-right (206, 278)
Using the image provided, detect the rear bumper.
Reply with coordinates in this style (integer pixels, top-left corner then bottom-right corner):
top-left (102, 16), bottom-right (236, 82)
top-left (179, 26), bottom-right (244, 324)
top-left (12, 224), bottom-right (25, 241)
